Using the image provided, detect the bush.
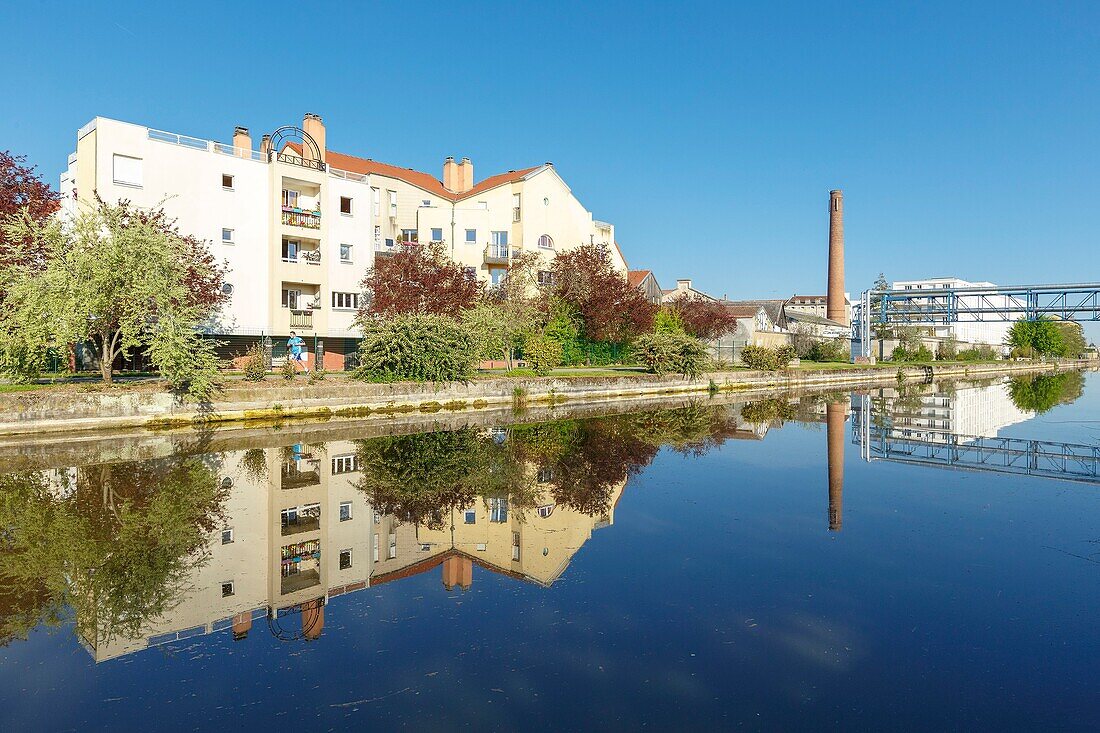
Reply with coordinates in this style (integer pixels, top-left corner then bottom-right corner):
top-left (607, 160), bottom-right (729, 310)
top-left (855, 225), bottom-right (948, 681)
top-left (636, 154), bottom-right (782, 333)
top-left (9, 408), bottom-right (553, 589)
top-left (806, 338), bottom-right (848, 362)
top-left (354, 314), bottom-right (476, 383)
top-left (891, 344), bottom-right (933, 362)
top-left (958, 344), bottom-right (998, 361)
top-left (308, 366), bottom-right (326, 383)
top-left (632, 332), bottom-right (709, 377)
top-left (936, 338), bottom-right (958, 361)
top-left (242, 343), bottom-right (266, 381)
top-left (740, 345), bottom-right (777, 371)
top-left (525, 334), bottom-right (563, 376)
top-left (281, 359), bottom-right (297, 380)
top-left (774, 345), bottom-right (797, 367)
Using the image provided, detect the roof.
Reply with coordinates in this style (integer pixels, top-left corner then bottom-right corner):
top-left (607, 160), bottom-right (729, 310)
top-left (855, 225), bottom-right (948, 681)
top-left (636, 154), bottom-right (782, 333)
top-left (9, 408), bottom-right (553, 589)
top-left (720, 299), bottom-right (787, 326)
top-left (784, 310), bottom-right (848, 328)
top-left (627, 270), bottom-right (652, 287)
top-left (288, 143), bottom-right (543, 203)
top-left (789, 294), bottom-right (827, 303)
top-left (723, 304), bottom-right (765, 319)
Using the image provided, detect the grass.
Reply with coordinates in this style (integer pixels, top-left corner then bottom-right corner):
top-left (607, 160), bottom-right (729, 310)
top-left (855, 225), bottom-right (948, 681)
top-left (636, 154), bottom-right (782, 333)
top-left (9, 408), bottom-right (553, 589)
top-left (478, 366), bottom-right (646, 378)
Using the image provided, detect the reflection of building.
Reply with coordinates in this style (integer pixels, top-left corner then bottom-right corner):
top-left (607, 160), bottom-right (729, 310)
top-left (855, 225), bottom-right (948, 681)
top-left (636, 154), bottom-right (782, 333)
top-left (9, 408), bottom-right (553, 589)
top-left (884, 382), bottom-right (1034, 441)
top-left (78, 440), bottom-right (371, 662)
top-left (75, 439), bottom-right (627, 662)
top-left (374, 479), bottom-right (626, 590)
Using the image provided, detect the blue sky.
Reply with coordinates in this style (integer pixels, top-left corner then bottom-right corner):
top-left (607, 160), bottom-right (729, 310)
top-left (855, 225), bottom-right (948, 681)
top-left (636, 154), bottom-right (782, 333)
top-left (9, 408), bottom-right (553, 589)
top-left (3, 0), bottom-right (1099, 303)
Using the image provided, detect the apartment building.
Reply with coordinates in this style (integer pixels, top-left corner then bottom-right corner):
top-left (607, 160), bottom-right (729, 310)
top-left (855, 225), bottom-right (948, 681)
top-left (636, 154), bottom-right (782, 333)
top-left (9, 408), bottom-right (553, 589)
top-left (60, 113), bottom-right (626, 369)
top-left (785, 293), bottom-right (852, 325)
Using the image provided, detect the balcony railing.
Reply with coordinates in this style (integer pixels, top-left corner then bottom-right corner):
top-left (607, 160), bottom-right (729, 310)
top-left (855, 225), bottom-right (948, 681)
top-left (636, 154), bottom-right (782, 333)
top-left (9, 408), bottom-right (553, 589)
top-left (281, 465), bottom-right (320, 489)
top-left (485, 244), bottom-right (510, 264)
top-left (282, 207), bottom-right (321, 229)
top-left (300, 250), bottom-right (321, 265)
top-left (290, 310), bottom-right (314, 329)
top-left (274, 151), bottom-right (326, 171)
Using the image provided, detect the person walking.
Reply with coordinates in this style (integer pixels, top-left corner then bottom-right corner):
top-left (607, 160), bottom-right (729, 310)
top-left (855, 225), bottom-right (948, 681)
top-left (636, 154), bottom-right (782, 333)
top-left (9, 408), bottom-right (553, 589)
top-left (287, 331), bottom-right (308, 375)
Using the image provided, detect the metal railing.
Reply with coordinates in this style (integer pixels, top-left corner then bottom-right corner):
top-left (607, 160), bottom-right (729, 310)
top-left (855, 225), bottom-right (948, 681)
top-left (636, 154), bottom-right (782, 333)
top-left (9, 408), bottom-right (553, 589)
top-left (274, 151), bottom-right (326, 171)
top-left (290, 310), bottom-right (313, 329)
top-left (300, 250), bottom-right (321, 265)
top-left (485, 244), bottom-right (510, 261)
top-left (147, 128), bottom-right (266, 161)
top-left (328, 167), bottom-right (368, 183)
top-left (281, 208), bottom-right (321, 229)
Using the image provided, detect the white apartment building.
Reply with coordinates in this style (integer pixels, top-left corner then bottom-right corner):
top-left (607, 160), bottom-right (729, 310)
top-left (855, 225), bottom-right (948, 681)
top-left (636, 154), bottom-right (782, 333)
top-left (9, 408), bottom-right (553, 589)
top-left (60, 114), bottom-right (626, 370)
top-left (891, 277), bottom-right (1013, 350)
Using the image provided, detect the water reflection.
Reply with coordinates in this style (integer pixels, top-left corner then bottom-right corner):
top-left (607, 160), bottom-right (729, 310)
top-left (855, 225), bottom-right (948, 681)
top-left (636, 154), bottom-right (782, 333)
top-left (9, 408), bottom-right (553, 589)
top-left (0, 374), bottom-right (1089, 667)
top-left (855, 372), bottom-right (1098, 483)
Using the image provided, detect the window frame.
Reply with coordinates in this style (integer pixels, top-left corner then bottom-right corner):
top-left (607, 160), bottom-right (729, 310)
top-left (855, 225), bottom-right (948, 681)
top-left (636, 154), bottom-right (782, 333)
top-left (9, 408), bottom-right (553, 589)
top-left (339, 549), bottom-right (352, 570)
top-left (465, 228), bottom-right (477, 244)
top-left (431, 227), bottom-right (443, 243)
top-left (221, 173), bottom-right (235, 190)
top-left (339, 243), bottom-right (353, 263)
top-left (221, 581), bottom-right (235, 597)
top-left (221, 528), bottom-right (234, 545)
top-left (112, 154), bottom-right (143, 188)
top-left (221, 228), bottom-right (235, 245)
top-left (339, 196), bottom-right (353, 215)
top-left (339, 501), bottom-right (353, 522)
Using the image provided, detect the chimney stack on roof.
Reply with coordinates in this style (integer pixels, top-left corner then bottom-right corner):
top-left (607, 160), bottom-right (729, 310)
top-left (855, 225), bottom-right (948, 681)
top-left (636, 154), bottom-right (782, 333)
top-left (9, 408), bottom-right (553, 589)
top-left (457, 157), bottom-right (474, 194)
top-left (302, 113), bottom-right (326, 163)
top-left (443, 156), bottom-right (458, 191)
top-left (260, 133), bottom-right (272, 156)
top-left (676, 279), bottom-right (693, 290)
top-left (827, 189), bottom-right (847, 326)
top-left (232, 126), bottom-right (251, 158)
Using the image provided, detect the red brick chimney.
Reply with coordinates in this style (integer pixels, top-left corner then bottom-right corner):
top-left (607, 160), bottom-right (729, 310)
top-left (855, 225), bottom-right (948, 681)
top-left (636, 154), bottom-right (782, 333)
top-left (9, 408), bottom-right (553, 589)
top-left (827, 190), bottom-right (847, 326)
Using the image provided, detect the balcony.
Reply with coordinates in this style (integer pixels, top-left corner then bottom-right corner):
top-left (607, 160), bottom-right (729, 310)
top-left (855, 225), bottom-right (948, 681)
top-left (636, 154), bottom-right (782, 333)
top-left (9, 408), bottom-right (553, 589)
top-left (275, 151), bottom-right (326, 172)
top-left (282, 207), bottom-right (321, 230)
top-left (484, 244), bottom-right (510, 265)
top-left (289, 310), bottom-right (314, 329)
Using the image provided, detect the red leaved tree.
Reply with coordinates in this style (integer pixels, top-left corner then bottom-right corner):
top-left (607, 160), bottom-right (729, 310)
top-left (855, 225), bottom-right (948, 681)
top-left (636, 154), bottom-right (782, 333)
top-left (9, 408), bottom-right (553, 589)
top-left (666, 297), bottom-right (738, 339)
top-left (548, 243), bottom-right (656, 342)
top-left (359, 242), bottom-right (482, 318)
top-left (0, 151), bottom-right (61, 271)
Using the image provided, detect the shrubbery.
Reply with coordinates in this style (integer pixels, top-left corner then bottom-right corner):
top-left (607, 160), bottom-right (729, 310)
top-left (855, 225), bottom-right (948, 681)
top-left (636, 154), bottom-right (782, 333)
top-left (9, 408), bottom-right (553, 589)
top-left (524, 334), bottom-right (563, 376)
top-left (741, 344), bottom-right (795, 370)
top-left (957, 344), bottom-right (998, 361)
top-left (242, 343), bottom-right (266, 381)
top-left (806, 338), bottom-right (848, 362)
top-left (354, 314), bottom-right (476, 383)
top-left (632, 332), bottom-right (709, 377)
top-left (890, 344), bottom-right (933, 362)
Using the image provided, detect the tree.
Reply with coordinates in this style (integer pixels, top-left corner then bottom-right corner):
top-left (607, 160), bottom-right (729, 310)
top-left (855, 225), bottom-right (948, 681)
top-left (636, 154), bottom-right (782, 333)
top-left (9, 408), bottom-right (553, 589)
top-left (1054, 321), bottom-right (1087, 358)
top-left (0, 151), bottom-right (60, 272)
top-left (0, 198), bottom-right (227, 396)
top-left (869, 272), bottom-right (890, 339)
top-left (360, 241), bottom-right (482, 317)
top-left (353, 313), bottom-right (476, 382)
top-left (1006, 318), bottom-right (1065, 357)
top-left (462, 251), bottom-right (542, 367)
top-left (665, 297), bottom-right (737, 340)
top-left (548, 243), bottom-right (656, 343)
top-left (1008, 372), bottom-right (1085, 413)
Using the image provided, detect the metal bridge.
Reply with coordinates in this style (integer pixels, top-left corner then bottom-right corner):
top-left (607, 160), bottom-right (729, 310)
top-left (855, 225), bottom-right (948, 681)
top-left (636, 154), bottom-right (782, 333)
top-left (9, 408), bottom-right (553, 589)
top-left (851, 397), bottom-right (1100, 484)
top-left (851, 282), bottom-right (1100, 357)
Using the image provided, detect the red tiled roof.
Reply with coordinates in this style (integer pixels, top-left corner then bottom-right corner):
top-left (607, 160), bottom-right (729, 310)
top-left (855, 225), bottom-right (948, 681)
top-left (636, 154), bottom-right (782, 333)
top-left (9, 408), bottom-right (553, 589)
top-left (288, 143), bottom-right (542, 202)
top-left (723, 305), bottom-right (763, 318)
top-left (627, 269), bottom-right (652, 287)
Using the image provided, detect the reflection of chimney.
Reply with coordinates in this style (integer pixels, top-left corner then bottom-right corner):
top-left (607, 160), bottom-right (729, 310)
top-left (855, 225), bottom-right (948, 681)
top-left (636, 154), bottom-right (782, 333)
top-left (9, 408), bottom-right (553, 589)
top-left (232, 126), bottom-right (251, 157)
top-left (302, 113), bottom-right (326, 163)
top-left (231, 611), bottom-right (252, 641)
top-left (301, 598), bottom-right (325, 640)
top-left (827, 190), bottom-right (847, 326)
top-left (826, 401), bottom-right (845, 531)
top-left (442, 555), bottom-right (474, 591)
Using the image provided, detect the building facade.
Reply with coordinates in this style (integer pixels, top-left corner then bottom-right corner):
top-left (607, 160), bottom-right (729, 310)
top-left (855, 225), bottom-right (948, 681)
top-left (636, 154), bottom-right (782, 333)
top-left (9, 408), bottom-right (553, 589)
top-left (60, 114), bottom-right (626, 370)
top-left (890, 277), bottom-right (1013, 349)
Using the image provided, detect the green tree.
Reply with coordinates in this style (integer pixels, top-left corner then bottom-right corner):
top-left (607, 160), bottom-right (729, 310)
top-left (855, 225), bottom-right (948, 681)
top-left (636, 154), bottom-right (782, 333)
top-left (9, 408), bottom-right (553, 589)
top-left (353, 313), bottom-right (476, 383)
top-left (0, 199), bottom-right (226, 397)
top-left (1006, 318), bottom-right (1065, 357)
top-left (1054, 321), bottom-right (1087, 358)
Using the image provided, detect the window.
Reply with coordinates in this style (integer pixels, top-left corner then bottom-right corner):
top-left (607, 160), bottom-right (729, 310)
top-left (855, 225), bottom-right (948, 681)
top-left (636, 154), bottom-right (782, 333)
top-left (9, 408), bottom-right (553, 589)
top-left (512, 193), bottom-right (521, 222)
top-left (221, 528), bottom-right (234, 545)
top-left (538, 234), bottom-right (554, 249)
top-left (282, 189), bottom-right (299, 208)
top-left (422, 199), bottom-right (431, 207)
top-left (371, 187), bottom-right (380, 216)
top-left (464, 510), bottom-right (476, 524)
top-left (331, 454), bottom-right (359, 474)
top-left (222, 283), bottom-right (234, 296)
top-left (537, 270), bottom-right (553, 287)
top-left (332, 292), bottom-right (359, 309)
top-left (221, 581), bottom-right (235, 597)
top-left (492, 231), bottom-right (508, 246)
top-left (339, 501), bottom-right (352, 521)
top-left (388, 190), bottom-right (398, 217)
top-left (388, 533), bottom-right (396, 559)
top-left (512, 532), bottom-right (520, 561)
top-left (537, 504), bottom-right (555, 518)
top-left (222, 228), bottom-right (234, 244)
top-left (340, 196), bottom-right (353, 215)
top-left (490, 498), bottom-right (508, 523)
top-left (112, 154), bottom-right (143, 187)
top-left (431, 227), bottom-right (443, 242)
top-left (465, 228), bottom-right (477, 243)
top-left (373, 534), bottom-right (379, 562)
top-left (282, 239), bottom-right (299, 262)
top-left (222, 173), bottom-right (234, 190)
top-left (339, 549), bottom-right (352, 570)
top-left (281, 288), bottom-right (301, 309)
top-left (373, 225), bottom-right (381, 245)
top-left (489, 268), bottom-right (506, 287)
top-left (340, 243), bottom-right (352, 263)
top-left (401, 228), bottom-right (418, 243)
top-left (536, 467), bottom-right (554, 483)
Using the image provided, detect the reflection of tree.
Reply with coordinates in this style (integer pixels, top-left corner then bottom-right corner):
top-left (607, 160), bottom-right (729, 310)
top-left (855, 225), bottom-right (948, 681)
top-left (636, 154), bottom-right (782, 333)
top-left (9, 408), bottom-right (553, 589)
top-left (0, 457), bottom-right (226, 649)
top-left (1008, 372), bottom-right (1085, 414)
top-left (740, 398), bottom-right (796, 425)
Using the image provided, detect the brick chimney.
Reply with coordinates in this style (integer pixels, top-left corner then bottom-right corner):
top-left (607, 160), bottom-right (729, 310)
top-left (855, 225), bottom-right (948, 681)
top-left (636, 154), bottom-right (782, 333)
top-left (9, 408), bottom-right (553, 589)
top-left (826, 401), bottom-right (845, 531)
top-left (302, 113), bottom-right (326, 163)
top-left (260, 133), bottom-right (272, 157)
top-left (301, 598), bottom-right (324, 640)
top-left (456, 157), bottom-right (474, 194)
top-left (232, 126), bottom-right (251, 157)
top-left (827, 190), bottom-right (847, 326)
top-left (443, 156), bottom-right (458, 192)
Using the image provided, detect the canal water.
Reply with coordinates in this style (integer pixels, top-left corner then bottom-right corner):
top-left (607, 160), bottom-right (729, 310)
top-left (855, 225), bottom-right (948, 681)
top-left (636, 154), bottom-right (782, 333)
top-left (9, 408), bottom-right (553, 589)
top-left (0, 371), bottom-right (1097, 730)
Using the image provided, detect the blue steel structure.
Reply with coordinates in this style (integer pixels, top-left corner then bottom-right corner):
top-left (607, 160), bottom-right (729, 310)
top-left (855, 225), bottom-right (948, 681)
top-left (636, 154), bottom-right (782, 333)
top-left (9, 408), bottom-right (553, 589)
top-left (852, 282), bottom-right (1100, 358)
